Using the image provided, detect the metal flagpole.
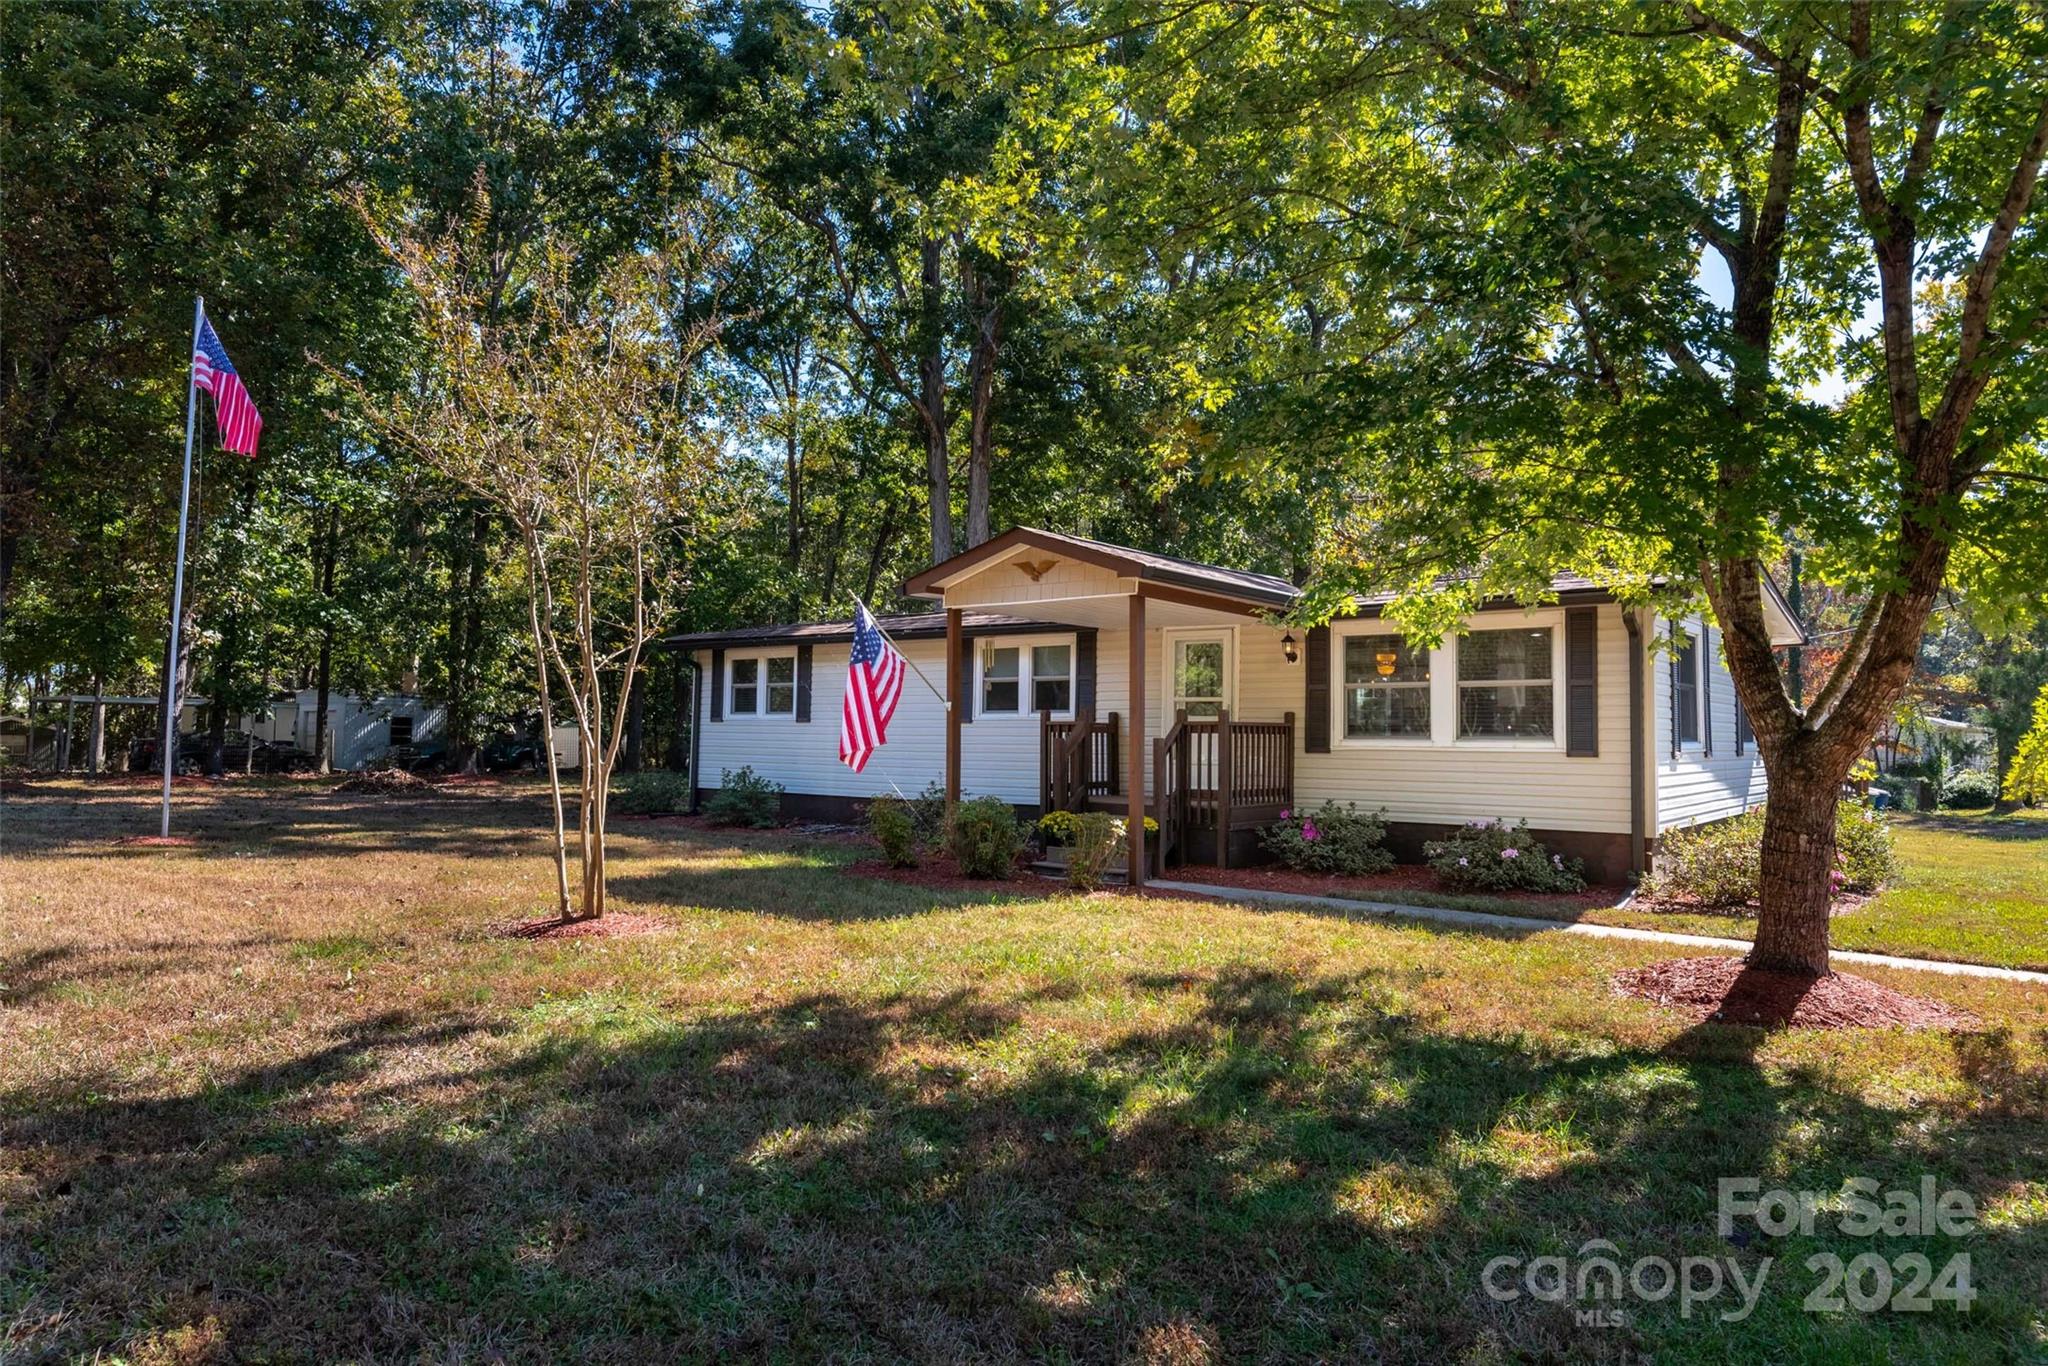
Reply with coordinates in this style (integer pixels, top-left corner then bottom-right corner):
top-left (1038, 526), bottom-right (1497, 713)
top-left (160, 296), bottom-right (204, 837)
top-left (853, 595), bottom-right (950, 710)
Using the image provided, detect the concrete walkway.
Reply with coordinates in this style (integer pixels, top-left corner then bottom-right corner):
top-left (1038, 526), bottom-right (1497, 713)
top-left (1149, 878), bottom-right (2048, 986)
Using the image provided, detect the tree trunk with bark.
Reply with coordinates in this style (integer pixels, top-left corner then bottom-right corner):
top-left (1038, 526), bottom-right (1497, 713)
top-left (1747, 765), bottom-right (1842, 975)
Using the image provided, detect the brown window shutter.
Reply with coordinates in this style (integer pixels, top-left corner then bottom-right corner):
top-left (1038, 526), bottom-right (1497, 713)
top-left (1701, 626), bottom-right (1714, 755)
top-left (958, 633), bottom-right (974, 724)
top-left (1303, 625), bottom-right (1331, 753)
top-left (1565, 606), bottom-right (1598, 756)
top-left (795, 644), bottom-right (813, 723)
top-left (1075, 629), bottom-right (1097, 710)
top-left (709, 648), bottom-right (725, 722)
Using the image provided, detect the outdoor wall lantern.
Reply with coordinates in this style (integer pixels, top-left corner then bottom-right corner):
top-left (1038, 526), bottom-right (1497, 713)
top-left (1281, 632), bottom-right (1299, 665)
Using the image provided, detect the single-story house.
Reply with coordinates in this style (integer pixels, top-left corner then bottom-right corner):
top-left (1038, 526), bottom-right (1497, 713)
top-left (665, 528), bottom-right (1806, 885)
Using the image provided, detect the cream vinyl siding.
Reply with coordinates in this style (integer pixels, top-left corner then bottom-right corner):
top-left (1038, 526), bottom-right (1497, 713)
top-left (699, 605), bottom-right (1653, 834)
top-left (1651, 614), bottom-right (1769, 831)
top-left (1116, 608), bottom-right (1635, 833)
top-left (695, 636), bottom-right (1082, 806)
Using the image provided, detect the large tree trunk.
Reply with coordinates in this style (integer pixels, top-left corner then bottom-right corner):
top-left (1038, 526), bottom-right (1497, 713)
top-left (1747, 766), bottom-right (1840, 975)
top-left (960, 246), bottom-right (1003, 549)
top-left (622, 669), bottom-right (645, 773)
top-left (919, 232), bottom-right (952, 563)
top-left (313, 509), bottom-right (338, 773)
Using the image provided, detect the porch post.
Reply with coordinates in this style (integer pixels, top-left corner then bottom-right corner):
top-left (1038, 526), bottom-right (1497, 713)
top-left (945, 607), bottom-right (963, 814)
top-left (1127, 592), bottom-right (1146, 885)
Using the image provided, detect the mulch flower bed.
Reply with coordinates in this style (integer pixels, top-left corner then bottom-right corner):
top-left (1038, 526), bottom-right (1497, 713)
top-left (494, 911), bottom-right (672, 940)
top-left (1183, 861), bottom-right (1628, 912)
top-left (1612, 956), bottom-right (1975, 1030)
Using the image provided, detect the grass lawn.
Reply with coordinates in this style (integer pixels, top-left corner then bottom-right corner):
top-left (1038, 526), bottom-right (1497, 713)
top-left (1338, 808), bottom-right (2048, 973)
top-left (3, 781), bottom-right (2046, 1362)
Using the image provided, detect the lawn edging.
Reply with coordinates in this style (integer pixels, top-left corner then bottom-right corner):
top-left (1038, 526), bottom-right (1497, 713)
top-left (1149, 878), bottom-right (2048, 984)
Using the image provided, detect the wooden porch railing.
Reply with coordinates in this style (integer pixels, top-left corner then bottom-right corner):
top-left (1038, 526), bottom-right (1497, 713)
top-left (1151, 708), bottom-right (1294, 874)
top-left (1040, 707), bottom-right (1121, 814)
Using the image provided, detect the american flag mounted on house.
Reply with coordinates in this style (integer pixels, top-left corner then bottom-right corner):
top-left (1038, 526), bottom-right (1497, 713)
top-left (839, 602), bottom-right (907, 772)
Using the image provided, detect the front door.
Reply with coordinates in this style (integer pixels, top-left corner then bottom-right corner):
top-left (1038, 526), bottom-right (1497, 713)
top-left (1166, 630), bottom-right (1234, 793)
top-left (1169, 631), bottom-right (1232, 719)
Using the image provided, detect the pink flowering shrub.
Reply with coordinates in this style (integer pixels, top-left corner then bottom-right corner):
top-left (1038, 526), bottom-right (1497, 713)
top-left (1425, 818), bottom-right (1587, 893)
top-left (1260, 802), bottom-right (1394, 875)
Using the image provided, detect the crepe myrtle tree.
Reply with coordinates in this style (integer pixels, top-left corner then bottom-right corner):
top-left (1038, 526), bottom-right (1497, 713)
top-left (1126, 1), bottom-right (2048, 975)
top-left (347, 188), bottom-right (725, 920)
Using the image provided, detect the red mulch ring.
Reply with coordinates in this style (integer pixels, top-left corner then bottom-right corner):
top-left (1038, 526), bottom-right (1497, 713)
top-left (845, 856), bottom-right (1047, 893)
top-left (495, 911), bottom-right (672, 940)
top-left (111, 834), bottom-right (204, 848)
top-left (1612, 956), bottom-right (1975, 1030)
top-left (1190, 861), bottom-right (1627, 912)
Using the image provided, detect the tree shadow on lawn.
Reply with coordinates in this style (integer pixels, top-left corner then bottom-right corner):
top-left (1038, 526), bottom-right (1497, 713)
top-left (3, 786), bottom-right (567, 862)
top-left (5, 967), bottom-right (2042, 1363)
top-left (605, 853), bottom-right (1049, 922)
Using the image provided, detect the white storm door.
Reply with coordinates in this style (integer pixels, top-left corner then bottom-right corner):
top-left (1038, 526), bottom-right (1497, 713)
top-left (1166, 630), bottom-right (1234, 790)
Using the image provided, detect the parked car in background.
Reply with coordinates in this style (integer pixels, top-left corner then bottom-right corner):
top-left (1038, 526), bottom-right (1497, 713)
top-left (480, 733), bottom-right (543, 772)
top-left (371, 738), bottom-right (450, 775)
top-left (128, 731), bottom-right (315, 775)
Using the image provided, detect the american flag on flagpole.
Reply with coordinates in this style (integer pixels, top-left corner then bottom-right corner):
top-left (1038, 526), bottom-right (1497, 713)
top-left (192, 313), bottom-right (262, 457)
top-left (840, 603), bottom-right (907, 772)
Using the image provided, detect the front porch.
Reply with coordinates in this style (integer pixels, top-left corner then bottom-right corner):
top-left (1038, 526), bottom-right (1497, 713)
top-left (1041, 706), bottom-right (1295, 873)
top-left (906, 527), bottom-right (1304, 884)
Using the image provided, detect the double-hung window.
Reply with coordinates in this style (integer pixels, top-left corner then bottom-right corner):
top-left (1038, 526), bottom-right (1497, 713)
top-left (1674, 631), bottom-right (1701, 746)
top-left (977, 637), bottom-right (1074, 718)
top-left (1457, 627), bottom-right (1555, 740)
top-left (1341, 633), bottom-right (1430, 738)
top-left (730, 653), bottom-right (796, 717)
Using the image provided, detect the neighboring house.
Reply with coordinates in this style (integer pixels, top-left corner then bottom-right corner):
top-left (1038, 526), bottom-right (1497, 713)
top-left (183, 690), bottom-right (450, 771)
top-left (1877, 713), bottom-right (1994, 774)
top-left (665, 528), bottom-right (1806, 884)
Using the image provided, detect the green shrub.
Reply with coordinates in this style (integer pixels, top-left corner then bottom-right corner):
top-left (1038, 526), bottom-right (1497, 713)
top-left (1647, 801), bottom-right (1897, 906)
top-left (947, 795), bottom-right (1025, 878)
top-left (869, 796), bottom-right (919, 868)
top-left (610, 770), bottom-right (692, 816)
top-left (904, 781), bottom-right (949, 848)
top-left (1644, 808), bottom-right (1764, 907)
top-left (1260, 801), bottom-right (1396, 875)
top-left (1835, 801), bottom-right (1899, 891)
top-left (1939, 769), bottom-right (1999, 809)
top-left (1426, 818), bottom-right (1587, 893)
top-left (1066, 812), bottom-right (1125, 892)
top-left (1872, 774), bottom-right (1918, 812)
top-left (705, 766), bottom-right (783, 828)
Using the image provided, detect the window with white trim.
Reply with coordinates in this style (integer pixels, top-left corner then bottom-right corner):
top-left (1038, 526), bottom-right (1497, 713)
top-left (1341, 633), bottom-right (1430, 738)
top-left (1031, 643), bottom-right (1072, 712)
top-left (729, 652), bottom-right (796, 717)
top-left (1457, 627), bottom-right (1555, 740)
top-left (1674, 630), bottom-right (1701, 746)
top-left (975, 636), bottom-right (1076, 718)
